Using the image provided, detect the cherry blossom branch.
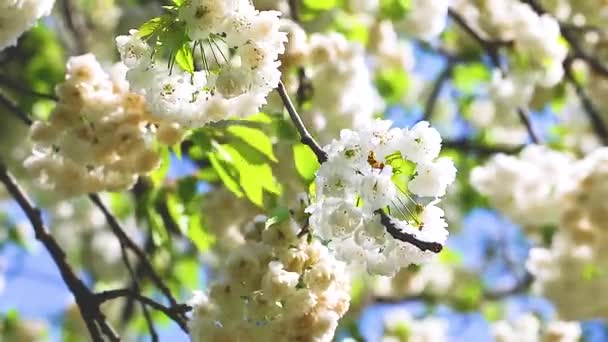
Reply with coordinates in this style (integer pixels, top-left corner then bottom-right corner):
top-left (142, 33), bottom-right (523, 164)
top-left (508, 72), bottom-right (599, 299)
top-left (88, 194), bottom-right (189, 330)
top-left (563, 61), bottom-right (608, 145)
top-left (0, 93), bottom-right (189, 335)
top-left (422, 64), bottom-right (454, 122)
top-left (0, 161), bottom-right (118, 342)
top-left (60, 0), bottom-right (88, 54)
top-left (522, 0), bottom-right (608, 77)
top-left (443, 139), bottom-right (524, 155)
top-left (119, 239), bottom-right (159, 341)
top-left (0, 74), bottom-right (58, 101)
top-left (376, 210), bottom-right (443, 253)
top-left (448, 9), bottom-right (541, 144)
top-left (0, 92), bottom-right (33, 125)
top-left (277, 80), bottom-right (328, 163)
top-left (97, 289), bottom-right (191, 332)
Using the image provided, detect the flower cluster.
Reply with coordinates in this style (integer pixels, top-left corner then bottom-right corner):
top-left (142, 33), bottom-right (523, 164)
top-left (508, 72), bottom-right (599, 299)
top-left (381, 308), bottom-right (449, 342)
top-left (116, 0), bottom-right (286, 129)
top-left (470, 144), bottom-right (575, 228)
top-left (306, 120), bottom-right (456, 276)
top-left (526, 148), bottom-right (608, 319)
top-left (491, 313), bottom-right (581, 342)
top-left (474, 146), bottom-right (608, 318)
top-left (373, 259), bottom-right (454, 299)
top-left (454, 0), bottom-right (567, 87)
top-left (397, 0), bottom-right (450, 40)
top-left (275, 24), bottom-right (384, 143)
top-left (188, 216), bottom-right (350, 342)
top-left (0, 0), bottom-right (55, 51)
top-left (24, 54), bottom-right (183, 196)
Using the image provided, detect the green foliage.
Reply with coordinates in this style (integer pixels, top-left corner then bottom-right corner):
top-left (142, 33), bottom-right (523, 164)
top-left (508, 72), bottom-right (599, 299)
top-left (303, 0), bottom-right (338, 11)
top-left (452, 62), bottom-right (490, 94)
top-left (293, 143), bottom-right (320, 182)
top-left (375, 67), bottom-right (411, 104)
top-left (379, 0), bottom-right (412, 20)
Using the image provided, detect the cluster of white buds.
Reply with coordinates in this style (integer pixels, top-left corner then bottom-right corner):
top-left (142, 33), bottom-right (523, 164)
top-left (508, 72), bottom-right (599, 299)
top-left (454, 0), bottom-right (567, 87)
top-left (306, 119), bottom-right (456, 276)
top-left (381, 308), bottom-right (449, 342)
top-left (116, 0), bottom-right (286, 129)
top-left (470, 144), bottom-right (576, 228)
top-left (24, 54), bottom-right (184, 196)
top-left (188, 215), bottom-right (350, 342)
top-left (491, 313), bottom-right (581, 342)
top-left (0, 0), bottom-right (55, 51)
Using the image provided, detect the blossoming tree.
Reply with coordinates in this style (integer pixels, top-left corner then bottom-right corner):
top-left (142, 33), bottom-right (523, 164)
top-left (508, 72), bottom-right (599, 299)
top-left (0, 0), bottom-right (607, 340)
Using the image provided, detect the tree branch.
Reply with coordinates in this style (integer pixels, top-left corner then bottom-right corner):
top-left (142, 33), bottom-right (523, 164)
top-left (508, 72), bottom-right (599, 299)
top-left (97, 289), bottom-right (191, 330)
top-left (422, 65), bottom-right (454, 122)
top-left (276, 80), bottom-right (328, 163)
top-left (448, 8), bottom-right (540, 144)
top-left (563, 62), bottom-right (608, 145)
top-left (522, 0), bottom-right (608, 77)
top-left (443, 139), bottom-right (524, 155)
top-left (376, 210), bottom-right (443, 253)
top-left (0, 161), bottom-right (119, 342)
top-left (88, 193), bottom-right (189, 331)
top-left (0, 92), bottom-right (33, 125)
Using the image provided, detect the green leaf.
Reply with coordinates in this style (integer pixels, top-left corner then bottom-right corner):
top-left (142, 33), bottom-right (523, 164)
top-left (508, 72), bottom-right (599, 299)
top-left (149, 148), bottom-right (170, 187)
top-left (293, 143), bottom-right (320, 182)
top-left (265, 207), bottom-right (290, 229)
top-left (380, 0), bottom-right (412, 21)
top-left (221, 145), bottom-right (281, 207)
top-left (137, 17), bottom-right (163, 38)
top-left (303, 0), bottom-right (337, 10)
top-left (452, 63), bottom-right (490, 93)
top-left (375, 67), bottom-right (410, 104)
top-left (207, 151), bottom-right (244, 198)
top-left (227, 125), bottom-right (277, 162)
top-left (188, 215), bottom-right (214, 252)
top-left (175, 42), bottom-right (194, 74)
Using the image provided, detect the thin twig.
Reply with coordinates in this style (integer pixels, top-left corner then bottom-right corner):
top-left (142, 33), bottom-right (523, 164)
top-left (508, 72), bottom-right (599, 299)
top-left (120, 244), bottom-right (159, 341)
top-left (522, 0), bottom-right (608, 77)
top-left (422, 65), bottom-right (454, 122)
top-left (0, 92), bottom-right (33, 125)
top-left (0, 161), bottom-right (119, 342)
top-left (276, 80), bottom-right (328, 163)
top-left (0, 74), bottom-right (58, 101)
top-left (376, 210), bottom-right (443, 253)
top-left (443, 139), bottom-right (523, 155)
top-left (449, 8), bottom-right (540, 143)
top-left (88, 193), bottom-right (189, 331)
top-left (61, 0), bottom-right (88, 54)
top-left (563, 61), bottom-right (608, 145)
top-left (97, 289), bottom-right (191, 330)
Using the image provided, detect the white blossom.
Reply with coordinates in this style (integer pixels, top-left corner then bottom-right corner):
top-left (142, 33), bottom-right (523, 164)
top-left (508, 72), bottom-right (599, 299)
top-left (307, 120), bottom-right (456, 276)
top-left (0, 0), bottom-right (55, 51)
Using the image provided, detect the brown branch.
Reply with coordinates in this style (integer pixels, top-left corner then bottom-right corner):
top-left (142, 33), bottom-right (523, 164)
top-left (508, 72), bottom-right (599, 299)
top-left (0, 92), bottom-right (33, 125)
top-left (97, 289), bottom-right (191, 330)
top-left (422, 65), bottom-right (454, 122)
top-left (0, 161), bottom-right (119, 342)
top-left (276, 80), bottom-right (328, 163)
top-left (0, 74), bottom-right (58, 101)
top-left (448, 8), bottom-right (540, 144)
top-left (119, 242), bottom-right (158, 341)
top-left (60, 0), bottom-right (88, 54)
top-left (87, 193), bottom-right (189, 331)
top-left (563, 61), bottom-right (608, 145)
top-left (522, 0), bottom-right (608, 77)
top-left (376, 210), bottom-right (443, 253)
top-left (443, 139), bottom-right (524, 155)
